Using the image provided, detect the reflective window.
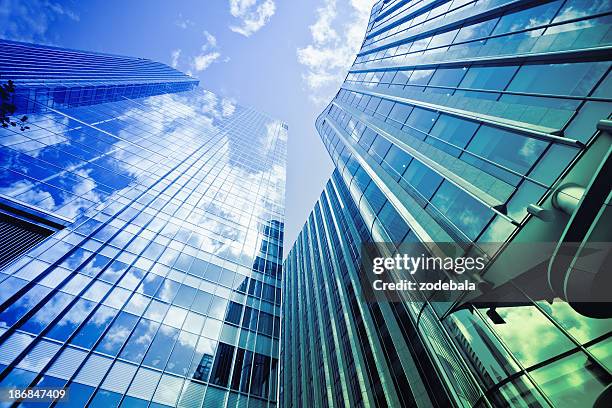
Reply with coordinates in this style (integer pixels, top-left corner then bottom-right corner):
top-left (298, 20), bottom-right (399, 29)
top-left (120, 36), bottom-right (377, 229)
top-left (191, 290), bottom-right (212, 315)
top-left (137, 273), bottom-right (164, 296)
top-left (457, 65), bottom-right (518, 94)
top-left (505, 62), bottom-right (609, 97)
top-left (21, 291), bottom-right (73, 334)
top-left (530, 352), bottom-right (609, 407)
top-left (155, 278), bottom-right (180, 302)
top-left (492, 1), bottom-right (562, 36)
top-left (454, 18), bottom-right (498, 43)
top-left (382, 145), bottom-right (413, 179)
top-left (427, 115), bottom-right (478, 157)
top-left (120, 318), bottom-right (160, 364)
top-left (426, 67), bottom-right (466, 93)
top-left (190, 337), bottom-right (216, 381)
top-left (464, 126), bottom-right (547, 185)
top-left (173, 284), bottom-right (197, 308)
top-left (47, 298), bottom-right (95, 341)
top-left (71, 305), bottom-right (118, 349)
top-left (378, 202), bottom-right (409, 243)
top-left (430, 181), bottom-right (491, 240)
top-left (95, 312), bottom-right (138, 356)
top-left (403, 107), bottom-right (438, 139)
top-left (55, 382), bottom-right (94, 407)
top-left (363, 182), bottom-right (387, 215)
top-left (166, 331), bottom-right (197, 376)
top-left (0, 285), bottom-right (51, 328)
top-left (485, 305), bottom-right (575, 368)
top-left (142, 324), bottom-right (179, 369)
top-left (402, 160), bottom-right (442, 201)
top-left (224, 301), bottom-right (243, 325)
top-left (90, 389), bottom-right (122, 408)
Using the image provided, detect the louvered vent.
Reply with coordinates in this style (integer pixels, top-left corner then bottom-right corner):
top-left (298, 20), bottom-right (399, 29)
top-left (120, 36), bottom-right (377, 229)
top-left (0, 213), bottom-right (54, 268)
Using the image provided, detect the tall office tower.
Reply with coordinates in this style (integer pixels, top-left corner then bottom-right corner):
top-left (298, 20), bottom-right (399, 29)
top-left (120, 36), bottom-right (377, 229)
top-left (0, 39), bottom-right (199, 114)
top-left (0, 41), bottom-right (286, 408)
top-left (283, 0), bottom-right (611, 407)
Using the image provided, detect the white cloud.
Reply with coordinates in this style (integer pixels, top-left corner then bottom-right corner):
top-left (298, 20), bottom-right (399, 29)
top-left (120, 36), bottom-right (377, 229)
top-left (45, 2), bottom-right (80, 22)
top-left (170, 49), bottom-right (181, 68)
top-left (175, 13), bottom-right (194, 29)
top-left (0, 0), bottom-right (80, 44)
top-left (203, 30), bottom-right (217, 49)
top-left (192, 52), bottom-right (221, 71)
top-left (297, 0), bottom-right (376, 105)
top-left (221, 98), bottom-right (237, 117)
top-left (228, 0), bottom-right (276, 37)
top-left (188, 30), bottom-right (223, 72)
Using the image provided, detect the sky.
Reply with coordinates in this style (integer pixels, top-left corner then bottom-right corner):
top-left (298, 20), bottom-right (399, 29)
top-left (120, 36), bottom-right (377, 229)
top-left (0, 0), bottom-right (376, 253)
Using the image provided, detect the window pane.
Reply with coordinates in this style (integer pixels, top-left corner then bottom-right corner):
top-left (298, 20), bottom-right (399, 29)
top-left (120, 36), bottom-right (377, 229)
top-left (209, 342), bottom-right (235, 387)
top-left (224, 302), bottom-right (243, 325)
top-left (22, 291), bottom-right (73, 334)
top-left (464, 126), bottom-right (547, 185)
top-left (530, 352), bottom-right (609, 407)
top-left (47, 298), bottom-right (95, 342)
top-left (506, 62), bottom-right (609, 97)
top-left (71, 305), bottom-right (118, 349)
top-left (378, 202), bottom-right (409, 243)
top-left (142, 324), bottom-right (179, 369)
top-left (95, 312), bottom-right (138, 356)
top-left (120, 318), bottom-right (160, 364)
top-left (430, 181), bottom-right (492, 240)
top-left (166, 331), bottom-right (197, 376)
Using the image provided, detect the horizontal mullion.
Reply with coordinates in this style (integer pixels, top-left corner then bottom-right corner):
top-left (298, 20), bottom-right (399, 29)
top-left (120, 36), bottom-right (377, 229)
top-left (369, 0), bottom-right (449, 40)
top-left (362, 0), bottom-right (548, 56)
top-left (344, 80), bottom-right (612, 103)
top-left (325, 115), bottom-right (457, 245)
top-left (342, 83), bottom-right (582, 146)
top-left (350, 45), bottom-right (612, 90)
top-left (331, 100), bottom-right (516, 218)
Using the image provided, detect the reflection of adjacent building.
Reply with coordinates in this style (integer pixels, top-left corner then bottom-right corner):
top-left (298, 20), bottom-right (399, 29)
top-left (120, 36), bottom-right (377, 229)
top-left (283, 0), bottom-right (612, 407)
top-left (181, 219), bottom-right (283, 405)
top-left (0, 40), bottom-right (286, 407)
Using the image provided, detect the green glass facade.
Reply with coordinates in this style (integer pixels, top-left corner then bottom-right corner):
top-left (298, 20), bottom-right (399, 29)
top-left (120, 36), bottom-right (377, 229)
top-left (282, 0), bottom-right (612, 406)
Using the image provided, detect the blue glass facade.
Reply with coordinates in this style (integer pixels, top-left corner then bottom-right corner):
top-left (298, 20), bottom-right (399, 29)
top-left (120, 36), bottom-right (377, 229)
top-left (283, 0), bottom-right (612, 407)
top-left (0, 43), bottom-right (286, 407)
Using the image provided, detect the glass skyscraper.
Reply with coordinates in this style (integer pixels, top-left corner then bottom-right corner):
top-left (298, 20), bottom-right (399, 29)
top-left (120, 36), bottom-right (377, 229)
top-left (0, 39), bottom-right (199, 114)
top-left (283, 0), bottom-right (611, 407)
top-left (0, 40), bottom-right (286, 407)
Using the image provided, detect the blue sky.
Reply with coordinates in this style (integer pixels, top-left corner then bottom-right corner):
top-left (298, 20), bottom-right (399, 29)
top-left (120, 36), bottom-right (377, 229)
top-left (0, 0), bottom-right (375, 251)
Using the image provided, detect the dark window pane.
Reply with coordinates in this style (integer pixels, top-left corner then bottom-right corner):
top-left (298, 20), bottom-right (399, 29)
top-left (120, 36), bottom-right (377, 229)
top-left (224, 302), bottom-right (243, 325)
top-left (249, 353), bottom-right (271, 398)
top-left (378, 202), bottom-right (409, 243)
top-left (209, 342), bottom-right (235, 387)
